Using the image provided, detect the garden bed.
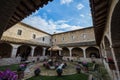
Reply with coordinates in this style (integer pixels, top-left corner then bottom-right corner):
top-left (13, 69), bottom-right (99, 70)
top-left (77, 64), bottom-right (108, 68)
top-left (0, 64), bottom-right (19, 71)
top-left (27, 73), bottom-right (88, 80)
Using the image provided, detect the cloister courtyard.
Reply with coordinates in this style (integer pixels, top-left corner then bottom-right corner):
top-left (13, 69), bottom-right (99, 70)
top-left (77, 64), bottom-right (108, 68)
top-left (0, 0), bottom-right (120, 80)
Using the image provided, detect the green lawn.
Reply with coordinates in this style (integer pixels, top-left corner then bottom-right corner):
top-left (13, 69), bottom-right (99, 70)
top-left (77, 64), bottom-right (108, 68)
top-left (0, 64), bottom-right (19, 71)
top-left (27, 73), bottom-right (88, 80)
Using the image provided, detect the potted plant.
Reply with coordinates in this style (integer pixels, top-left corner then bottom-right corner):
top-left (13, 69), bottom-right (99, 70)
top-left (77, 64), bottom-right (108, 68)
top-left (56, 68), bottom-right (63, 76)
top-left (76, 64), bottom-right (81, 73)
top-left (107, 58), bottom-right (116, 70)
top-left (34, 68), bottom-right (41, 76)
top-left (0, 69), bottom-right (18, 80)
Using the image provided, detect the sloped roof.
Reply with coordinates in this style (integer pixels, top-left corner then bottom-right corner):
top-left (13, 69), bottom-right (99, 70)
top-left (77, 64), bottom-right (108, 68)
top-left (19, 22), bottom-right (51, 35)
top-left (1, 36), bottom-right (51, 47)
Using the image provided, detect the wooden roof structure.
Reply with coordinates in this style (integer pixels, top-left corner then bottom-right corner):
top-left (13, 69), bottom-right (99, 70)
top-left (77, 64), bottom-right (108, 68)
top-left (89, 0), bottom-right (111, 45)
top-left (0, 0), bottom-right (53, 37)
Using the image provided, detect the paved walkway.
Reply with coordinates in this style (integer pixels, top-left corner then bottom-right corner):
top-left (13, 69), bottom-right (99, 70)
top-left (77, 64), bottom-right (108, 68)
top-left (24, 62), bottom-right (80, 79)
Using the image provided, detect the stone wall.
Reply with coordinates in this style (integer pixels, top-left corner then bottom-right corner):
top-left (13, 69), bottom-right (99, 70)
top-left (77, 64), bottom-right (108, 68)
top-left (52, 27), bottom-right (95, 45)
top-left (2, 23), bottom-right (51, 45)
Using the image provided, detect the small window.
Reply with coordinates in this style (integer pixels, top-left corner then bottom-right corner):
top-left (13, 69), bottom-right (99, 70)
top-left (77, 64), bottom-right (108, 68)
top-left (83, 34), bottom-right (87, 39)
top-left (33, 34), bottom-right (36, 39)
top-left (17, 29), bottom-right (22, 35)
top-left (62, 37), bottom-right (64, 41)
top-left (72, 36), bottom-right (75, 39)
top-left (54, 39), bottom-right (56, 42)
top-left (43, 37), bottom-right (45, 41)
top-left (50, 39), bottom-right (51, 41)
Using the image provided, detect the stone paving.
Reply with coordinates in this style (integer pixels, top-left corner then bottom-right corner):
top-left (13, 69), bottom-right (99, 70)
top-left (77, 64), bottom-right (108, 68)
top-left (23, 62), bottom-right (81, 79)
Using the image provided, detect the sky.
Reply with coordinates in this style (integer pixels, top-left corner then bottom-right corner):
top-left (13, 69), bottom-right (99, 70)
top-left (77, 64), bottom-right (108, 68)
top-left (22, 0), bottom-right (93, 34)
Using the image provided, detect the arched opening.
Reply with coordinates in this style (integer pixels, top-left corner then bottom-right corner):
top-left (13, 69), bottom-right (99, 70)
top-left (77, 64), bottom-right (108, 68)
top-left (0, 43), bottom-right (12, 58)
top-left (16, 45), bottom-right (31, 61)
top-left (72, 47), bottom-right (83, 57)
top-left (51, 51), bottom-right (59, 57)
top-left (86, 47), bottom-right (100, 58)
top-left (62, 47), bottom-right (69, 56)
top-left (111, 0), bottom-right (120, 70)
top-left (34, 46), bottom-right (43, 56)
top-left (45, 47), bottom-right (50, 56)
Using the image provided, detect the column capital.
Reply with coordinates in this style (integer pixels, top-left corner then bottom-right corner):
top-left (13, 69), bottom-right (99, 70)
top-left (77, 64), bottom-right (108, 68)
top-left (11, 44), bottom-right (20, 48)
top-left (31, 46), bottom-right (36, 49)
top-left (68, 47), bottom-right (73, 50)
top-left (43, 47), bottom-right (46, 50)
top-left (80, 47), bottom-right (87, 50)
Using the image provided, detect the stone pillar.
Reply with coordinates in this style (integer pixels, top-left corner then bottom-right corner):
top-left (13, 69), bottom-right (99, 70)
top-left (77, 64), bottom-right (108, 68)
top-left (68, 47), bottom-right (72, 60)
top-left (83, 48), bottom-right (86, 58)
top-left (111, 46), bottom-right (120, 80)
top-left (81, 47), bottom-right (86, 58)
top-left (59, 50), bottom-right (61, 56)
top-left (31, 46), bottom-right (35, 57)
top-left (11, 44), bottom-right (20, 58)
top-left (43, 47), bottom-right (46, 56)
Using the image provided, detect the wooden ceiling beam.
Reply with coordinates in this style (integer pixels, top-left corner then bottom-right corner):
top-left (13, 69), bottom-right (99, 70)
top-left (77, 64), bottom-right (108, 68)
top-left (95, 8), bottom-right (107, 18)
top-left (95, 19), bottom-right (106, 25)
top-left (22, 0), bottom-right (35, 11)
top-left (32, 0), bottom-right (42, 6)
top-left (19, 3), bottom-right (30, 15)
top-left (95, 14), bottom-right (106, 21)
top-left (94, 1), bottom-right (107, 11)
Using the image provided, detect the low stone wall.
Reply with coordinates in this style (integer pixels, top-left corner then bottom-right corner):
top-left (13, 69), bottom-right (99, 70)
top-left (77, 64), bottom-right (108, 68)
top-left (0, 57), bottom-right (102, 66)
top-left (62, 57), bottom-right (102, 63)
top-left (79, 58), bottom-right (102, 63)
top-left (0, 58), bottom-right (18, 66)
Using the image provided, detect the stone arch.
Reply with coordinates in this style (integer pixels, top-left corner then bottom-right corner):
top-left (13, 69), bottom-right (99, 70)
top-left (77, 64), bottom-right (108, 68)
top-left (62, 47), bottom-right (69, 56)
top-left (0, 42), bottom-right (13, 58)
top-left (101, 43), bottom-right (105, 57)
top-left (45, 47), bottom-right (50, 56)
top-left (34, 46), bottom-right (43, 56)
top-left (16, 45), bottom-right (31, 61)
top-left (71, 47), bottom-right (83, 57)
top-left (104, 36), bottom-right (113, 58)
top-left (86, 47), bottom-right (100, 58)
top-left (111, 0), bottom-right (120, 70)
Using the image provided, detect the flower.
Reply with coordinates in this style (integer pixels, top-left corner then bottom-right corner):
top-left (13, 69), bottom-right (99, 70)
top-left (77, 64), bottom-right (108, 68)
top-left (107, 58), bottom-right (114, 64)
top-left (0, 70), bottom-right (18, 80)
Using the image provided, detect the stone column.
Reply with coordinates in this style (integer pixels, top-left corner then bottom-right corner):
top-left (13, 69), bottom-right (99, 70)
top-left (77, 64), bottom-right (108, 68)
top-left (83, 48), bottom-right (86, 58)
top-left (59, 50), bottom-right (61, 56)
top-left (111, 46), bottom-right (120, 80)
top-left (81, 47), bottom-right (86, 58)
top-left (68, 47), bottom-right (72, 60)
top-left (43, 47), bottom-right (46, 56)
top-left (11, 44), bottom-right (20, 58)
top-left (31, 46), bottom-right (35, 57)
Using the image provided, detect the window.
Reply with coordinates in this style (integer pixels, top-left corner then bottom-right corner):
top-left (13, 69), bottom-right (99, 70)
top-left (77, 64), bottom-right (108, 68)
top-left (54, 39), bottom-right (56, 42)
top-left (33, 34), bottom-right (36, 39)
top-left (62, 37), bottom-right (64, 41)
top-left (83, 34), bottom-right (87, 39)
top-left (17, 29), bottom-right (22, 35)
top-left (72, 36), bottom-right (75, 40)
top-left (50, 39), bottom-right (51, 42)
top-left (43, 37), bottom-right (45, 41)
